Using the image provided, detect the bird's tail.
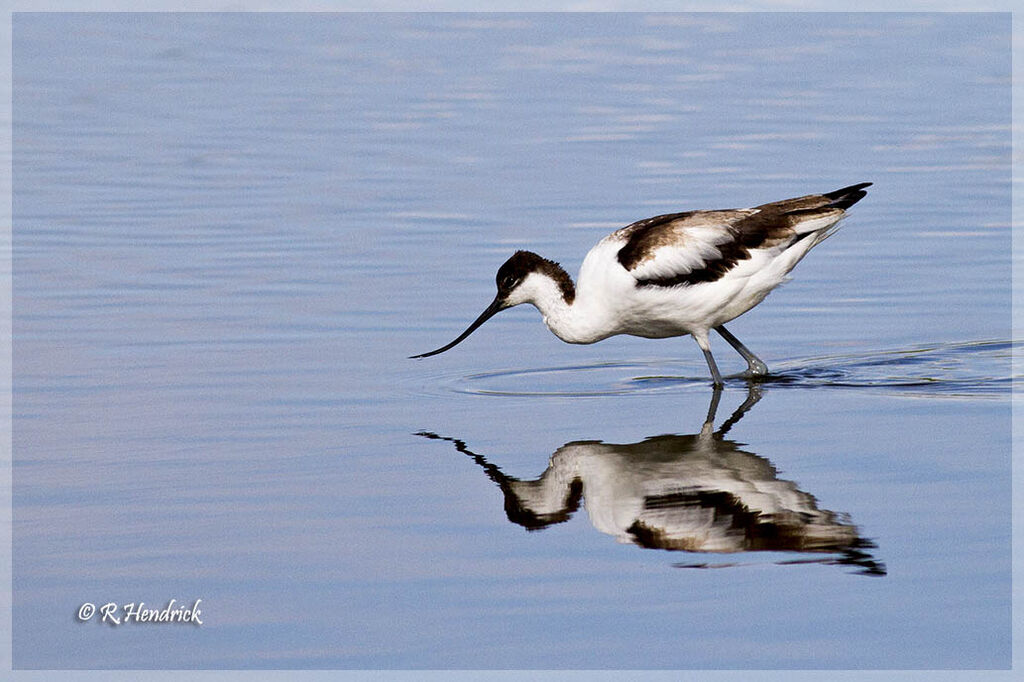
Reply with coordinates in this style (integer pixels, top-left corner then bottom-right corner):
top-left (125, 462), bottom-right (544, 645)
top-left (822, 182), bottom-right (872, 210)
top-left (783, 182), bottom-right (872, 238)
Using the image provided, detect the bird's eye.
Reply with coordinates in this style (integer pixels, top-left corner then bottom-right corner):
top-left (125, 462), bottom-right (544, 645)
top-left (500, 276), bottom-right (517, 290)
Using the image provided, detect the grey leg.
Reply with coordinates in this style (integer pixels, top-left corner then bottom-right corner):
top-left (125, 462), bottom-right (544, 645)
top-left (702, 348), bottom-right (724, 386)
top-left (715, 325), bottom-right (768, 376)
top-left (693, 332), bottom-right (724, 386)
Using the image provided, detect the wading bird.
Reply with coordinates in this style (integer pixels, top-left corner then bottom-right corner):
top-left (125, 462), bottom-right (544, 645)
top-left (412, 183), bottom-right (871, 385)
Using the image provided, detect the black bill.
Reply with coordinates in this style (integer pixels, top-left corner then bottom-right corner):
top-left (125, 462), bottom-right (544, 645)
top-left (410, 296), bottom-right (505, 359)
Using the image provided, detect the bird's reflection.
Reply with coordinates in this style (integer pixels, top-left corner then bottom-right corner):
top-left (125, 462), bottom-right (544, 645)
top-left (418, 386), bottom-right (885, 576)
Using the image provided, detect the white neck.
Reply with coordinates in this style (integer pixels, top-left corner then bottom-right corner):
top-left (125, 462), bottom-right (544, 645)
top-left (510, 271), bottom-right (611, 344)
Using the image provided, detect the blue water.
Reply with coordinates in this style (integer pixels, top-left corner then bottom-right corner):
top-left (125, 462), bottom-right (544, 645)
top-left (12, 12), bottom-right (1012, 670)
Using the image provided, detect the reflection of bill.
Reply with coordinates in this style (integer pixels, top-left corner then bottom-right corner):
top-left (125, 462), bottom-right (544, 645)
top-left (419, 387), bottom-right (885, 576)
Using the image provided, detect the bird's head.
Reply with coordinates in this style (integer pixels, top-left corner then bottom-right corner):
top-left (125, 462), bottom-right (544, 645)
top-left (410, 251), bottom-right (573, 358)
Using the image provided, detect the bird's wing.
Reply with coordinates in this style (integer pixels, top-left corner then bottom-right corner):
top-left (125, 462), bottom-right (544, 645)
top-left (614, 184), bottom-right (869, 287)
top-left (614, 209), bottom-right (777, 286)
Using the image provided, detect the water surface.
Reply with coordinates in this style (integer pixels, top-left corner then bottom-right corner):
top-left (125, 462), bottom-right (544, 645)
top-left (12, 12), bottom-right (1012, 670)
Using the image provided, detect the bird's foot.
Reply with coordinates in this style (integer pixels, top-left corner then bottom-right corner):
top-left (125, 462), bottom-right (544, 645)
top-left (743, 360), bottom-right (769, 378)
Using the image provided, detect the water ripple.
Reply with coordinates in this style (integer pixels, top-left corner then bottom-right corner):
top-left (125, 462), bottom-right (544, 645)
top-left (447, 340), bottom-right (1014, 399)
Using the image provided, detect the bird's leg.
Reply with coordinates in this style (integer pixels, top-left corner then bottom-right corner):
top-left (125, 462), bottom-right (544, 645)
top-left (702, 348), bottom-right (724, 387)
top-left (714, 325), bottom-right (768, 377)
top-left (693, 333), bottom-right (724, 386)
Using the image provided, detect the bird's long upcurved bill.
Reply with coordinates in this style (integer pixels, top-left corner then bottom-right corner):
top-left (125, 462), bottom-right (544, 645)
top-left (410, 296), bottom-right (504, 358)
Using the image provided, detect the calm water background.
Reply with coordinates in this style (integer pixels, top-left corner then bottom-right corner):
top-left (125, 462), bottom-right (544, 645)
top-left (12, 12), bottom-right (1012, 669)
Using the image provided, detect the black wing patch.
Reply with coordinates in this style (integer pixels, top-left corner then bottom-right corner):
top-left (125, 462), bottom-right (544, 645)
top-left (615, 211), bottom-right (698, 272)
top-left (618, 183), bottom-right (871, 288)
top-left (622, 211), bottom-right (796, 288)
